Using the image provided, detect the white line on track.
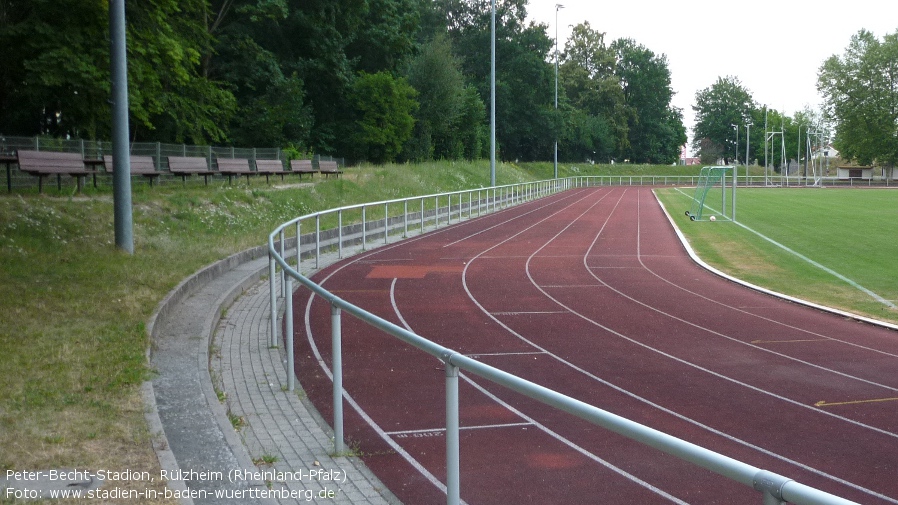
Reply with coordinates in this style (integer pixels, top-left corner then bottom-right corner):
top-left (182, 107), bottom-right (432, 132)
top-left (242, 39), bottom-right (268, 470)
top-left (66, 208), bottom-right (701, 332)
top-left (385, 422), bottom-right (534, 436)
top-left (300, 189), bottom-right (591, 502)
top-left (389, 277), bottom-right (688, 505)
top-left (461, 186), bottom-right (896, 503)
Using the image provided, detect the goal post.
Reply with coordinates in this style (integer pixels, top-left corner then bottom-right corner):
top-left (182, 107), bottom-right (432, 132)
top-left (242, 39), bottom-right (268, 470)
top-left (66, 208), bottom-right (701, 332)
top-left (685, 166), bottom-right (736, 222)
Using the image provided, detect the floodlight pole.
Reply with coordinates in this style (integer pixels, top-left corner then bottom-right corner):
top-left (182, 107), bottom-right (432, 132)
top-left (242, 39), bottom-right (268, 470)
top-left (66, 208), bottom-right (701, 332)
top-left (489, 0), bottom-right (496, 187)
top-left (554, 4), bottom-right (564, 180)
top-left (110, 0), bottom-right (133, 254)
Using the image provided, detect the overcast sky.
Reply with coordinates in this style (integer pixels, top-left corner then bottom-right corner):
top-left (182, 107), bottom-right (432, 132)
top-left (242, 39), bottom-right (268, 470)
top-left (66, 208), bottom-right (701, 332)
top-left (526, 0), bottom-right (898, 144)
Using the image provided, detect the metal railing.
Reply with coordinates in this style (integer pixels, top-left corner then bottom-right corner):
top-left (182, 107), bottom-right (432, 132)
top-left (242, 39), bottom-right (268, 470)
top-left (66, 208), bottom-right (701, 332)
top-left (267, 178), bottom-right (860, 505)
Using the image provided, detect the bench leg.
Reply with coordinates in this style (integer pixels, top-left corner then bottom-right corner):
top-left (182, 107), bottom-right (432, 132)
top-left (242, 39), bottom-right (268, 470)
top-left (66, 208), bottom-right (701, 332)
top-left (57, 173), bottom-right (62, 191)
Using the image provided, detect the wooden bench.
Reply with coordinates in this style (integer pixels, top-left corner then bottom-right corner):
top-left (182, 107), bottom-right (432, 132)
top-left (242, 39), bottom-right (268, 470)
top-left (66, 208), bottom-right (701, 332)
top-left (216, 158), bottom-right (256, 184)
top-left (103, 155), bottom-right (160, 186)
top-left (168, 156), bottom-right (213, 185)
top-left (290, 159), bottom-right (318, 179)
top-left (16, 150), bottom-right (95, 193)
top-left (319, 160), bottom-right (344, 178)
top-left (255, 159), bottom-right (287, 183)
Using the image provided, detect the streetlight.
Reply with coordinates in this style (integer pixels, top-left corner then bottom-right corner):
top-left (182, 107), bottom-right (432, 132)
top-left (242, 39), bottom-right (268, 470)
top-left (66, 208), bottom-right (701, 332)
top-left (554, 4), bottom-right (564, 179)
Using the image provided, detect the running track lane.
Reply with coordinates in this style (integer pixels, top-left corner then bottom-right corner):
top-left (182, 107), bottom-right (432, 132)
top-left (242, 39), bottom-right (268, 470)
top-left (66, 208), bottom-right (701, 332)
top-left (293, 186), bottom-right (898, 505)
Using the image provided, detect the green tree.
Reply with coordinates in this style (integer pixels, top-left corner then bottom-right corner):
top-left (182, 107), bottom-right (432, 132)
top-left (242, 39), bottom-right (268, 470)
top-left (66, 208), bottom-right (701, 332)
top-left (350, 71), bottom-right (418, 163)
top-left (692, 76), bottom-right (756, 164)
top-left (612, 38), bottom-right (686, 164)
top-left (818, 29), bottom-right (898, 175)
top-left (441, 0), bottom-right (555, 161)
top-left (404, 34), bottom-right (466, 161)
top-left (0, 0), bottom-right (236, 143)
top-left (209, 1), bottom-right (311, 148)
top-left (560, 23), bottom-right (629, 160)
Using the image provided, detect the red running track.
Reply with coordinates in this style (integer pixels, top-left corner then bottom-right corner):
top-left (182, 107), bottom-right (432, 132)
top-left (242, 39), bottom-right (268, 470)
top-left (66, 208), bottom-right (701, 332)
top-left (293, 186), bottom-right (898, 504)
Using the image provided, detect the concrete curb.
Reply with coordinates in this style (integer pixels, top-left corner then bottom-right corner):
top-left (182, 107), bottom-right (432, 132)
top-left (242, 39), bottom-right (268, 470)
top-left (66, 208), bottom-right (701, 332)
top-left (143, 245), bottom-right (270, 504)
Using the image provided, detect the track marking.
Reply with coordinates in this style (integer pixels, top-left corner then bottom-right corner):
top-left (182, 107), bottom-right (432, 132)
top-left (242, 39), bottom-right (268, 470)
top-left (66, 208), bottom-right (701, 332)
top-left (491, 311), bottom-right (568, 315)
top-left (386, 422), bottom-right (534, 436)
top-left (466, 351), bottom-right (546, 358)
top-left (389, 277), bottom-right (688, 504)
top-left (298, 189), bottom-right (595, 503)
top-left (815, 397), bottom-right (898, 407)
top-left (457, 187), bottom-right (898, 503)
top-left (751, 338), bottom-right (832, 344)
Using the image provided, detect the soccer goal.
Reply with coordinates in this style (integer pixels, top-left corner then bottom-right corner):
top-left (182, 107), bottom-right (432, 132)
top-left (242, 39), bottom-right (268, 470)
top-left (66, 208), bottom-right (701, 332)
top-left (685, 166), bottom-right (737, 222)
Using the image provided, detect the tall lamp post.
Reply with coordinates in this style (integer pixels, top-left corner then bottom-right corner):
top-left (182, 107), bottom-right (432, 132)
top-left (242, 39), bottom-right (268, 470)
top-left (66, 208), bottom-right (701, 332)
top-left (731, 124), bottom-right (739, 166)
top-left (744, 122), bottom-right (751, 184)
top-left (554, 4), bottom-right (564, 179)
top-left (489, 0), bottom-right (496, 187)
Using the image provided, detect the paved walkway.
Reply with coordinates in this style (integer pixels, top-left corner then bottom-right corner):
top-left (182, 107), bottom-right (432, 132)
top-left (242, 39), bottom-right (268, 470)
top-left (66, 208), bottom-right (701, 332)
top-left (148, 245), bottom-right (397, 505)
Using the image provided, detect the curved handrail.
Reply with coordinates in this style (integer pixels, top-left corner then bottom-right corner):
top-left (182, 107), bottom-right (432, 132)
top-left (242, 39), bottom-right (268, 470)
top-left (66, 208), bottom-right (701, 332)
top-left (266, 177), bottom-right (860, 505)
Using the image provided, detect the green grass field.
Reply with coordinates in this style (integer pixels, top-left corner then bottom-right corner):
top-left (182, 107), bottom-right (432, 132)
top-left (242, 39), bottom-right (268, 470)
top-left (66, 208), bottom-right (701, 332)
top-left (656, 186), bottom-right (898, 325)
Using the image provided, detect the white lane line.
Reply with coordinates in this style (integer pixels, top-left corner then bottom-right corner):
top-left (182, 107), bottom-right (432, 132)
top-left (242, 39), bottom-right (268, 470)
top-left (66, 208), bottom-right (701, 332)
top-left (385, 422), bottom-right (534, 436)
top-left (389, 277), bottom-right (688, 504)
top-left (462, 186), bottom-right (895, 503)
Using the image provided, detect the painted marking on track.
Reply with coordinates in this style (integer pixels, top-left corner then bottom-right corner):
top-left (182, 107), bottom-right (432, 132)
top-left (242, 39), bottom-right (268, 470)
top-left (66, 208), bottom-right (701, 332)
top-left (751, 338), bottom-right (832, 344)
top-left (815, 397), bottom-right (898, 407)
top-left (467, 351), bottom-right (547, 358)
top-left (387, 422), bottom-right (534, 437)
top-left (366, 264), bottom-right (463, 279)
top-left (541, 284), bottom-right (604, 288)
top-left (329, 289), bottom-right (389, 294)
top-left (491, 311), bottom-right (568, 315)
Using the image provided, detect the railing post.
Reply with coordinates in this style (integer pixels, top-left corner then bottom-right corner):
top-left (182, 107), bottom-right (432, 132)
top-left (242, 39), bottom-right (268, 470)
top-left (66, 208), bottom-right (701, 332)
top-left (384, 202), bottom-right (389, 244)
top-left (420, 197), bottom-right (425, 233)
top-left (445, 360), bottom-right (460, 505)
top-left (404, 200), bottom-right (408, 237)
top-left (362, 206), bottom-right (367, 248)
top-left (338, 210), bottom-right (343, 259)
top-left (268, 255), bottom-right (277, 348)
top-left (331, 305), bottom-right (345, 454)
top-left (279, 230), bottom-right (286, 297)
top-left (295, 221), bottom-right (301, 274)
top-left (285, 275), bottom-right (295, 391)
top-left (315, 214), bottom-right (321, 269)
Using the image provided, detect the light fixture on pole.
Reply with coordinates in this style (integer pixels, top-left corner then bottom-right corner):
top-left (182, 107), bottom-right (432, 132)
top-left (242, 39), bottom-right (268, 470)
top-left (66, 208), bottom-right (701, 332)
top-left (554, 4), bottom-right (563, 180)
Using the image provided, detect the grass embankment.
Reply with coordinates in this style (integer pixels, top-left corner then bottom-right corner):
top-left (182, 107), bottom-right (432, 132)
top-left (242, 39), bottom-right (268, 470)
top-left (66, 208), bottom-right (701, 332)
top-left (0, 160), bottom-right (697, 503)
top-left (656, 187), bottom-right (898, 325)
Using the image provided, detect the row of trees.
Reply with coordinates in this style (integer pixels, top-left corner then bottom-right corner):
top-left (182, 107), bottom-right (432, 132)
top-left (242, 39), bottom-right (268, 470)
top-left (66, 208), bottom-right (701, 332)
top-left (0, 0), bottom-right (686, 165)
top-left (692, 28), bottom-right (898, 173)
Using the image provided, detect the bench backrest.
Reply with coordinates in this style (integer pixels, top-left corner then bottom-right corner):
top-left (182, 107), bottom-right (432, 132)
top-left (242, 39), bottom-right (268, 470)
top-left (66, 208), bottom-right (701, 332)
top-left (290, 159), bottom-right (316, 173)
top-left (17, 150), bottom-right (88, 174)
top-left (103, 155), bottom-right (157, 175)
top-left (167, 156), bottom-right (210, 173)
top-left (319, 160), bottom-right (341, 173)
top-left (255, 159), bottom-right (285, 173)
top-left (216, 158), bottom-right (252, 174)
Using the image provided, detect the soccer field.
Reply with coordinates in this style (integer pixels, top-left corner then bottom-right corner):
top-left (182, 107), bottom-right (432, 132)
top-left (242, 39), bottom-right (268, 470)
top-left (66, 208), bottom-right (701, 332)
top-left (655, 186), bottom-right (898, 325)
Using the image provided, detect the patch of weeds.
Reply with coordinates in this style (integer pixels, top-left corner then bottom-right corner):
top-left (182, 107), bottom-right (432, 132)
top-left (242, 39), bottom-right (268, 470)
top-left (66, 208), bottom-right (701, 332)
top-left (228, 411), bottom-right (246, 431)
top-left (252, 453), bottom-right (278, 466)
